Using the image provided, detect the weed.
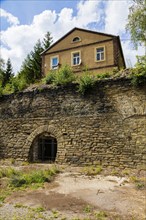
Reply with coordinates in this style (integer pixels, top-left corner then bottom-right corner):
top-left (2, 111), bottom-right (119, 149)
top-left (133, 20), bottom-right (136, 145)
top-left (111, 169), bottom-right (119, 176)
top-left (33, 206), bottom-right (45, 213)
top-left (0, 189), bottom-right (12, 203)
top-left (9, 167), bottom-right (59, 189)
top-left (122, 169), bottom-right (130, 176)
top-left (83, 205), bottom-right (91, 213)
top-left (130, 176), bottom-right (146, 190)
top-left (94, 211), bottom-right (107, 220)
top-left (82, 165), bottom-right (102, 176)
top-left (0, 167), bottom-right (19, 179)
top-left (14, 203), bottom-right (27, 208)
top-left (52, 209), bottom-right (60, 218)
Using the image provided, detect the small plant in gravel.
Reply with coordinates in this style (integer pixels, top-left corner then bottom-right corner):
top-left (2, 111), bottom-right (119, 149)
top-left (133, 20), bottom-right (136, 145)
top-left (83, 205), bottom-right (92, 213)
top-left (51, 209), bottom-right (60, 218)
top-left (130, 176), bottom-right (146, 190)
top-left (94, 211), bottom-right (107, 220)
top-left (33, 206), bottom-right (46, 213)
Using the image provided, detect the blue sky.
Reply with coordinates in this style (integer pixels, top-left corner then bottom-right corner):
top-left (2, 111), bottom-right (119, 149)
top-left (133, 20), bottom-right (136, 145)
top-left (1, 0), bottom-right (78, 29)
top-left (0, 0), bottom-right (145, 73)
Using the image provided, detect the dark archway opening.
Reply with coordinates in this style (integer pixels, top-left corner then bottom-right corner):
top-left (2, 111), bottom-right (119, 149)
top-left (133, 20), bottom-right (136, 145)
top-left (38, 136), bottom-right (57, 162)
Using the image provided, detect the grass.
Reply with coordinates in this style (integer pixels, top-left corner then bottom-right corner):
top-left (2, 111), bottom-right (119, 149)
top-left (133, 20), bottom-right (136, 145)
top-left (94, 211), bottom-right (107, 220)
top-left (0, 165), bottom-right (60, 205)
top-left (81, 165), bottom-right (102, 176)
top-left (0, 167), bottom-right (19, 178)
top-left (9, 166), bottom-right (59, 189)
top-left (83, 205), bottom-right (92, 213)
top-left (129, 176), bottom-right (146, 190)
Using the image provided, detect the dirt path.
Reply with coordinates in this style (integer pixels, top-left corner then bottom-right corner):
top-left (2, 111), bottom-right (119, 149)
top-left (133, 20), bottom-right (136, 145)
top-left (0, 165), bottom-right (146, 219)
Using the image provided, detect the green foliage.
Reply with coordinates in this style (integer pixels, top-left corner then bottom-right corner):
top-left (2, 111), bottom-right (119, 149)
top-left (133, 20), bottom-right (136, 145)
top-left (96, 72), bottom-right (111, 79)
top-left (42, 31), bottom-right (53, 50)
top-left (43, 70), bottom-right (56, 84)
top-left (0, 82), bottom-right (3, 97)
top-left (11, 75), bottom-right (28, 92)
top-left (19, 32), bottom-right (52, 84)
top-left (0, 167), bottom-right (19, 179)
top-left (43, 65), bottom-right (75, 86)
top-left (8, 166), bottom-right (59, 189)
top-left (82, 165), bottom-right (102, 176)
top-left (83, 205), bottom-right (91, 213)
top-left (126, 0), bottom-right (146, 48)
top-left (0, 58), bottom-right (14, 88)
top-left (94, 211), bottom-right (107, 220)
top-left (54, 65), bottom-right (75, 85)
top-left (130, 56), bottom-right (146, 86)
top-left (130, 176), bottom-right (146, 190)
top-left (78, 74), bottom-right (95, 95)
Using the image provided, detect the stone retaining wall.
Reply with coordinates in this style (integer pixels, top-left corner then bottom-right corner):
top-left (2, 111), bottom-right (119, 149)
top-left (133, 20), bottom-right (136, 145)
top-left (0, 79), bottom-right (146, 169)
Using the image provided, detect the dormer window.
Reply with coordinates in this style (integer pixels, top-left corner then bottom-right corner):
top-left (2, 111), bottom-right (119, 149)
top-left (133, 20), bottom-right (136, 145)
top-left (72, 37), bottom-right (81, 43)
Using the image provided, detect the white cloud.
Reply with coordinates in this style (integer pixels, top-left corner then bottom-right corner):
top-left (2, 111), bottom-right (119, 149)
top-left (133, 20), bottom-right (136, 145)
top-left (122, 42), bottom-right (145, 68)
top-left (0, 8), bottom-right (20, 26)
top-left (0, 0), bottom-right (102, 73)
top-left (105, 0), bottom-right (130, 35)
top-left (0, 0), bottom-right (145, 73)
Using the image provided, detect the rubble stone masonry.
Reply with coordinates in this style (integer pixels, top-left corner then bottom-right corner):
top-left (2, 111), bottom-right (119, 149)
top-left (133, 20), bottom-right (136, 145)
top-left (0, 78), bottom-right (146, 169)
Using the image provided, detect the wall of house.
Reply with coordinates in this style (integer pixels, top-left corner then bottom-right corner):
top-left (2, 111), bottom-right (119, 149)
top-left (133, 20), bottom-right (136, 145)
top-left (0, 79), bottom-right (146, 169)
top-left (44, 40), bottom-right (115, 75)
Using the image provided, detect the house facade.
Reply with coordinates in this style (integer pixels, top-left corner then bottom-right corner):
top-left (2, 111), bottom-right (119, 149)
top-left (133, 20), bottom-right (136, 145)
top-left (41, 27), bottom-right (126, 75)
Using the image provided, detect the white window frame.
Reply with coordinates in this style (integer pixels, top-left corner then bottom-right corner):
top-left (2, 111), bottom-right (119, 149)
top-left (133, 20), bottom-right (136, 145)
top-left (50, 56), bottom-right (59, 70)
top-left (95, 46), bottom-right (105, 62)
top-left (71, 51), bottom-right (81, 66)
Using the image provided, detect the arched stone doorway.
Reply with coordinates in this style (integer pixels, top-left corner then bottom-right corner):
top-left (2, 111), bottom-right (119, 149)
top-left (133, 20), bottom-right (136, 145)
top-left (29, 133), bottom-right (57, 163)
top-left (38, 136), bottom-right (57, 162)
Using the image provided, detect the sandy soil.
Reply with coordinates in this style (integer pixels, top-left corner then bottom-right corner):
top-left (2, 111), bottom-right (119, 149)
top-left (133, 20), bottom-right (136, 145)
top-left (0, 166), bottom-right (146, 219)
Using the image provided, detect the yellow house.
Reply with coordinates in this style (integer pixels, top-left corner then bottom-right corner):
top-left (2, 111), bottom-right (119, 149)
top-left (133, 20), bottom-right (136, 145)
top-left (41, 27), bottom-right (126, 75)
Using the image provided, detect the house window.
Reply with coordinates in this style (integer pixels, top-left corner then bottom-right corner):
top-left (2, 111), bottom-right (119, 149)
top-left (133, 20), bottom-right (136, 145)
top-left (51, 56), bottom-right (59, 69)
top-left (72, 51), bottom-right (81, 66)
top-left (95, 47), bottom-right (105, 61)
top-left (72, 37), bottom-right (81, 43)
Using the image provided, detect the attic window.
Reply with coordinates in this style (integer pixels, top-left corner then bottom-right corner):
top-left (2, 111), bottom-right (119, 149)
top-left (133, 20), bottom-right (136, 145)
top-left (72, 37), bottom-right (81, 43)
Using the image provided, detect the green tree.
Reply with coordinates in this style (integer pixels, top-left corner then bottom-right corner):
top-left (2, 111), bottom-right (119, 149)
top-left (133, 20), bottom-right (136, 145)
top-left (4, 58), bottom-right (14, 84)
top-left (19, 32), bottom-right (52, 84)
top-left (126, 0), bottom-right (146, 48)
top-left (42, 32), bottom-right (53, 50)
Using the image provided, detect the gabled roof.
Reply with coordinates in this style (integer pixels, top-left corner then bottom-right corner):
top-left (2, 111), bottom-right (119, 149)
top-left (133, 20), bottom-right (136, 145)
top-left (41, 27), bottom-right (118, 55)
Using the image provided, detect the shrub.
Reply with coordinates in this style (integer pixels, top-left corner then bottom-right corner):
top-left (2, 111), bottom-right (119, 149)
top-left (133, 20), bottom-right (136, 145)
top-left (130, 55), bottom-right (146, 86)
top-left (11, 76), bottom-right (28, 92)
top-left (78, 74), bottom-right (95, 95)
top-left (54, 65), bottom-right (75, 85)
top-left (2, 83), bottom-right (13, 95)
top-left (96, 72), bottom-right (111, 79)
top-left (0, 82), bottom-right (3, 97)
top-left (43, 70), bottom-right (56, 84)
